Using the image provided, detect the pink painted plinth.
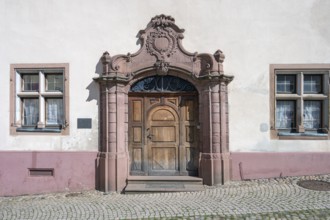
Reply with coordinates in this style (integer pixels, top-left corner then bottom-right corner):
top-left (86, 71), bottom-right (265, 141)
top-left (231, 152), bottom-right (330, 180)
top-left (0, 151), bottom-right (97, 196)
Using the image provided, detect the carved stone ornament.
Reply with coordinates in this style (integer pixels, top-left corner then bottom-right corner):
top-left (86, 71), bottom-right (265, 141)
top-left (97, 14), bottom-right (234, 83)
top-left (151, 14), bottom-right (175, 28)
top-left (154, 60), bottom-right (170, 73)
top-left (146, 29), bottom-right (178, 60)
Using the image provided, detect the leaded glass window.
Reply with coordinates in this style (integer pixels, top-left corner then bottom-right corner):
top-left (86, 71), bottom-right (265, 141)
top-left (23, 98), bottom-right (39, 126)
top-left (46, 74), bottom-right (63, 92)
top-left (276, 75), bottom-right (296, 94)
top-left (303, 101), bottom-right (322, 129)
top-left (304, 75), bottom-right (322, 94)
top-left (46, 98), bottom-right (64, 126)
top-left (276, 101), bottom-right (295, 129)
top-left (22, 74), bottom-right (39, 91)
top-left (130, 76), bottom-right (196, 92)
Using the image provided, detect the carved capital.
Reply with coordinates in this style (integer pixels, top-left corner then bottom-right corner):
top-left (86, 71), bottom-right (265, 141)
top-left (95, 75), bottom-right (129, 84)
top-left (219, 74), bottom-right (234, 85)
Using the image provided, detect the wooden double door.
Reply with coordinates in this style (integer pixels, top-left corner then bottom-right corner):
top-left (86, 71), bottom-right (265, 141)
top-left (128, 93), bottom-right (199, 176)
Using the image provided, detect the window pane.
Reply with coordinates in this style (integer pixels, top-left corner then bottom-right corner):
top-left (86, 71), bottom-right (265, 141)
top-left (276, 101), bottom-right (295, 129)
top-left (46, 74), bottom-right (63, 92)
top-left (23, 99), bottom-right (39, 126)
top-left (23, 74), bottom-right (39, 91)
top-left (304, 75), bottom-right (322, 94)
top-left (276, 75), bottom-right (296, 93)
top-left (46, 98), bottom-right (64, 125)
top-left (304, 101), bottom-right (322, 129)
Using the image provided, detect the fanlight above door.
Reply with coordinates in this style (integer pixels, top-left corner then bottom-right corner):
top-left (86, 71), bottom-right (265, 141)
top-left (130, 75), bottom-right (197, 92)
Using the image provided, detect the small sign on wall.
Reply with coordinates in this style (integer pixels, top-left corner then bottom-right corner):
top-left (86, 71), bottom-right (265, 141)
top-left (77, 118), bottom-right (92, 129)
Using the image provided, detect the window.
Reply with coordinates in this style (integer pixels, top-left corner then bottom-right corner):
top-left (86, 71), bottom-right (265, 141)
top-left (270, 64), bottom-right (330, 140)
top-left (10, 64), bottom-right (69, 135)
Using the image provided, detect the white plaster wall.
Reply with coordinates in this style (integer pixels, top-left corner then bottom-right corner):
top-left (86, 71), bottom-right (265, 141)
top-left (0, 0), bottom-right (330, 152)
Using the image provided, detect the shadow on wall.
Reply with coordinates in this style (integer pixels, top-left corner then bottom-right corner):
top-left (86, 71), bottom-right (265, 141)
top-left (136, 32), bottom-right (142, 46)
top-left (86, 60), bottom-right (102, 106)
top-left (87, 59), bottom-right (103, 184)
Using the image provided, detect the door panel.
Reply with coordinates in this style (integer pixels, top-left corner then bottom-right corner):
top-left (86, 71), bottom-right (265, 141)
top-left (133, 127), bottom-right (142, 143)
top-left (152, 147), bottom-right (177, 170)
top-left (152, 126), bottom-right (176, 142)
top-left (128, 94), bottom-right (199, 176)
top-left (185, 126), bottom-right (195, 142)
top-left (132, 100), bottom-right (142, 122)
top-left (132, 148), bottom-right (142, 170)
top-left (185, 100), bottom-right (195, 121)
top-left (147, 106), bottom-right (179, 175)
top-left (180, 96), bottom-right (199, 175)
top-left (152, 109), bottom-right (175, 121)
top-left (129, 97), bottom-right (144, 174)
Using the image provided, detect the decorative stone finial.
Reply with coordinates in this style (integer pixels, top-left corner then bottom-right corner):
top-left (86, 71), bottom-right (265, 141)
top-left (214, 50), bottom-right (225, 63)
top-left (101, 51), bottom-right (111, 64)
top-left (101, 51), bottom-right (111, 75)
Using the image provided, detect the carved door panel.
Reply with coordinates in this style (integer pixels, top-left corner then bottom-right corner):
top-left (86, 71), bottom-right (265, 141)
top-left (147, 106), bottom-right (179, 175)
top-left (129, 97), bottom-right (145, 175)
top-left (180, 96), bottom-right (199, 176)
top-left (128, 94), bottom-right (199, 176)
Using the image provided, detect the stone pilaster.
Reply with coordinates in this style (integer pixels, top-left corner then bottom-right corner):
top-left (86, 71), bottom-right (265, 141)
top-left (96, 81), bottom-right (128, 193)
top-left (200, 82), bottom-right (223, 185)
top-left (219, 80), bottom-right (231, 183)
top-left (200, 76), bottom-right (233, 186)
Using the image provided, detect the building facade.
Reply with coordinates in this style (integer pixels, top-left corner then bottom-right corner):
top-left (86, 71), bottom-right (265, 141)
top-left (1, 0), bottom-right (330, 196)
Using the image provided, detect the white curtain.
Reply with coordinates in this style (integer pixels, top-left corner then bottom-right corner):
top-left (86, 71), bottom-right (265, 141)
top-left (276, 101), bottom-right (294, 129)
top-left (46, 99), bottom-right (63, 125)
top-left (304, 101), bottom-right (321, 129)
top-left (23, 99), bottom-right (39, 126)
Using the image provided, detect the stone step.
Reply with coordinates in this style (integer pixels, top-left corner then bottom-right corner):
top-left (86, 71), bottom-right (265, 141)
top-left (124, 176), bottom-right (204, 194)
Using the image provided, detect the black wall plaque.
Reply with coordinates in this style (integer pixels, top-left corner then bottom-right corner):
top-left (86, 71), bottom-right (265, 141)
top-left (77, 118), bottom-right (92, 129)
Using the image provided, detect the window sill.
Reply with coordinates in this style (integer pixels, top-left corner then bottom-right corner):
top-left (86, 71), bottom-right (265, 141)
top-left (278, 131), bottom-right (329, 140)
top-left (16, 127), bottom-right (62, 133)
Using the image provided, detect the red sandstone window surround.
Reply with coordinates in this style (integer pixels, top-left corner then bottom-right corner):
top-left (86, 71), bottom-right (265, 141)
top-left (10, 63), bottom-right (70, 135)
top-left (270, 64), bottom-right (330, 140)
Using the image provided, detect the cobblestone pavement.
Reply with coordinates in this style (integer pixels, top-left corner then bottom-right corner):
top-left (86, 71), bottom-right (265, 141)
top-left (1, 175), bottom-right (330, 219)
